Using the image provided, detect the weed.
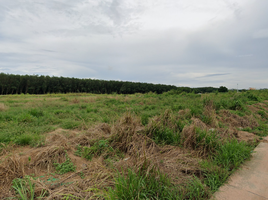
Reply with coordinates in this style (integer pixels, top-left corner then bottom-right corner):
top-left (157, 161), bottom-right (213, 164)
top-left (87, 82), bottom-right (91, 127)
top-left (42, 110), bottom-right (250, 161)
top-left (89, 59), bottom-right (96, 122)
top-left (12, 175), bottom-right (47, 200)
top-left (80, 172), bottom-right (85, 179)
top-left (54, 153), bottom-right (76, 174)
top-left (83, 140), bottom-right (114, 160)
top-left (75, 145), bottom-right (82, 157)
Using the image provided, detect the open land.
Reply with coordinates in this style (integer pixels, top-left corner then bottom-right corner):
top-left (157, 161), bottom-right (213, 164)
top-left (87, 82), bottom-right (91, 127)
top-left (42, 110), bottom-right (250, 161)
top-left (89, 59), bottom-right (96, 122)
top-left (0, 90), bottom-right (268, 199)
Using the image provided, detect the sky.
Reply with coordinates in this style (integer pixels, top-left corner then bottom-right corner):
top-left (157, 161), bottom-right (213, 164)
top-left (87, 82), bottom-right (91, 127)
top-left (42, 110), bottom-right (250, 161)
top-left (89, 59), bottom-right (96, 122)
top-left (0, 0), bottom-right (267, 89)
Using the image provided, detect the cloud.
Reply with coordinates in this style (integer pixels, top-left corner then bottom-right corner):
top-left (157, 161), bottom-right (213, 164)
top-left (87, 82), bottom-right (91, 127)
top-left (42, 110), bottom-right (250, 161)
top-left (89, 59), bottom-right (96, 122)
top-left (0, 0), bottom-right (267, 89)
top-left (197, 73), bottom-right (231, 78)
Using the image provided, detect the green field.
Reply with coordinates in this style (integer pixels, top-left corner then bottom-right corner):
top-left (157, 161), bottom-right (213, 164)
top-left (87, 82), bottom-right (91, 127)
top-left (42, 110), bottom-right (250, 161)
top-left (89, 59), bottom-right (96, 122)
top-left (1, 90), bottom-right (268, 199)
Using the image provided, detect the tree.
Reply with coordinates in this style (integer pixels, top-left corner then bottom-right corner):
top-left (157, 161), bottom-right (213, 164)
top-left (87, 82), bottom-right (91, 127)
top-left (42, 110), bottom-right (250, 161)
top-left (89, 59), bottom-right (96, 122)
top-left (218, 86), bottom-right (228, 93)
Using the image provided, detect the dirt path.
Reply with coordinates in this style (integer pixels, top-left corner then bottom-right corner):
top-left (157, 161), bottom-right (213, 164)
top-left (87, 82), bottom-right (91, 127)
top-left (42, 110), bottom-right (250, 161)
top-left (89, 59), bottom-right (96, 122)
top-left (212, 137), bottom-right (268, 200)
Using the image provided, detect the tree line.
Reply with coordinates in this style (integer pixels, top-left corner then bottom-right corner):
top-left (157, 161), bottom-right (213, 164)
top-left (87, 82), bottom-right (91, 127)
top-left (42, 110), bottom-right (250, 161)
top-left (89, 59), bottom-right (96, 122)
top-left (0, 73), bottom-right (227, 95)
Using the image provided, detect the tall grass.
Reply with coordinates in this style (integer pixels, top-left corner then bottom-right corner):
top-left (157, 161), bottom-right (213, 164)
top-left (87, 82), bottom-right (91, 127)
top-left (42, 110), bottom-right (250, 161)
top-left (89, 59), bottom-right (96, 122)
top-left (213, 140), bottom-right (254, 171)
top-left (107, 169), bottom-right (182, 200)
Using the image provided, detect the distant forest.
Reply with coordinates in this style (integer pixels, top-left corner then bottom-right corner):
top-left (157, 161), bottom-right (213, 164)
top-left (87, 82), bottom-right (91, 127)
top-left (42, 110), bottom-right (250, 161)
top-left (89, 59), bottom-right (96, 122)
top-left (0, 73), bottom-right (227, 95)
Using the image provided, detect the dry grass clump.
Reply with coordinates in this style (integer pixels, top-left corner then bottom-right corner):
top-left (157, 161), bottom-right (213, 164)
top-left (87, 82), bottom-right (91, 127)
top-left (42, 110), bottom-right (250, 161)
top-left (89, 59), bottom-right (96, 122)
top-left (46, 133), bottom-right (72, 150)
top-left (178, 108), bottom-right (191, 119)
top-left (181, 118), bottom-right (208, 150)
top-left (31, 146), bottom-right (66, 172)
top-left (80, 96), bottom-right (96, 103)
top-left (203, 101), bottom-right (219, 128)
top-left (180, 118), bottom-right (221, 156)
top-left (30, 159), bottom-right (113, 199)
top-left (181, 124), bottom-right (198, 150)
top-left (85, 123), bottom-right (112, 144)
top-left (109, 112), bottom-right (201, 184)
top-left (72, 134), bottom-right (91, 146)
top-left (75, 161), bottom-right (114, 196)
top-left (191, 118), bottom-right (208, 130)
top-left (96, 123), bottom-right (111, 135)
top-left (243, 115), bottom-right (259, 128)
top-left (0, 103), bottom-right (8, 111)
top-left (0, 156), bottom-right (26, 187)
top-left (110, 112), bottom-right (146, 153)
top-left (217, 128), bottom-right (236, 141)
top-left (0, 143), bottom-right (16, 156)
top-left (72, 98), bottom-right (80, 104)
top-left (220, 110), bottom-right (258, 128)
top-left (146, 109), bottom-right (178, 136)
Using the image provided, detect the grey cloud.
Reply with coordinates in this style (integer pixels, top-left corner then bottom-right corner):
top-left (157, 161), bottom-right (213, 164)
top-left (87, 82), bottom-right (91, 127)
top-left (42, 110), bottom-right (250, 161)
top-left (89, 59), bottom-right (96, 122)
top-left (0, 0), bottom-right (267, 89)
top-left (197, 73), bottom-right (231, 78)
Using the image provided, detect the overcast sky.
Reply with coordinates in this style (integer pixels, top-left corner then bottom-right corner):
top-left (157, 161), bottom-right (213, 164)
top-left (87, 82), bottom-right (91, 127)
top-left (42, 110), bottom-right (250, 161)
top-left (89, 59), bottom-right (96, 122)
top-left (0, 0), bottom-right (267, 89)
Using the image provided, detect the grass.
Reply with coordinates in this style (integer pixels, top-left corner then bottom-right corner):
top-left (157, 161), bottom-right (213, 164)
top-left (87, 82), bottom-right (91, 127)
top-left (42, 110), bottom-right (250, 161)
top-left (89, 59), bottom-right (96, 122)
top-left (12, 176), bottom-right (47, 200)
top-left (0, 90), bottom-right (268, 199)
top-left (107, 169), bottom-right (182, 200)
top-left (213, 140), bottom-right (254, 171)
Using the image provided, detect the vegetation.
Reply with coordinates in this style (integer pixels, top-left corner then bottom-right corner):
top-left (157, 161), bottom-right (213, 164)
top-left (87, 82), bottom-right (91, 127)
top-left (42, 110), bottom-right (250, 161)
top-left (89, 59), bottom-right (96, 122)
top-left (0, 72), bottom-right (223, 95)
top-left (54, 153), bottom-right (76, 174)
top-left (0, 89), bottom-right (268, 199)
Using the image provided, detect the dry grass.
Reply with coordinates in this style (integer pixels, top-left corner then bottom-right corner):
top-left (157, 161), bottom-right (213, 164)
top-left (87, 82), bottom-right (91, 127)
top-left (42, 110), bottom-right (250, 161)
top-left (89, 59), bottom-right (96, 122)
top-left (31, 146), bottom-right (66, 172)
top-left (219, 110), bottom-right (259, 128)
top-left (0, 103), bottom-right (8, 111)
top-left (0, 156), bottom-right (26, 188)
top-left (72, 98), bottom-right (80, 104)
top-left (203, 101), bottom-right (219, 128)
